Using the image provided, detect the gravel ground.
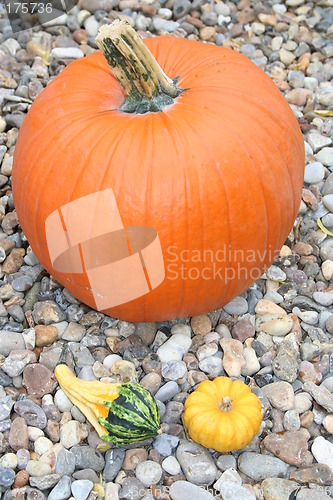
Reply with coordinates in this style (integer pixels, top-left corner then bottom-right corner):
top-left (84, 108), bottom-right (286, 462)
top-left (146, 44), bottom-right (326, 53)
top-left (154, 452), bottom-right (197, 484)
top-left (0, 0), bottom-right (333, 499)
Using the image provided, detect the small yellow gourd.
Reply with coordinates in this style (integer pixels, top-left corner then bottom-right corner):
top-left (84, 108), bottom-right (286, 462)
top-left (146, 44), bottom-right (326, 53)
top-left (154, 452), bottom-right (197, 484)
top-left (183, 376), bottom-right (262, 452)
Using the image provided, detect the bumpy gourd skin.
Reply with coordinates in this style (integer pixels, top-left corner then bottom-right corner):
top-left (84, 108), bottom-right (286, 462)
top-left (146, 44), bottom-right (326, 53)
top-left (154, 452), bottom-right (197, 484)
top-left (184, 377), bottom-right (262, 452)
top-left (55, 364), bottom-right (160, 444)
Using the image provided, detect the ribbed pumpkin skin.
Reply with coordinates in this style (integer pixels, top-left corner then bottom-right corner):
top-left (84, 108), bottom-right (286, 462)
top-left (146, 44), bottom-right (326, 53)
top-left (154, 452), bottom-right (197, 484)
top-left (12, 37), bottom-right (304, 322)
top-left (183, 377), bottom-right (262, 452)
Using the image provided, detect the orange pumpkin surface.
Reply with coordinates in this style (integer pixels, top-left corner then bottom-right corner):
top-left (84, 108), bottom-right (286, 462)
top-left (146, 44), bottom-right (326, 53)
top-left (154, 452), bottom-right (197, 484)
top-left (12, 25), bottom-right (304, 322)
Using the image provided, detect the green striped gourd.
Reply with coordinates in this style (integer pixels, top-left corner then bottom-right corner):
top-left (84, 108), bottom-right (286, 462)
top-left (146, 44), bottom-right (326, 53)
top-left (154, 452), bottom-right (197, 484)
top-left (55, 363), bottom-right (160, 445)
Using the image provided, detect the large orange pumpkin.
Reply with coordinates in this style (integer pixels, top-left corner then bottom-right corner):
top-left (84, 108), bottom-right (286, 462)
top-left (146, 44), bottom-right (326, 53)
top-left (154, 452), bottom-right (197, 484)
top-left (12, 21), bottom-right (304, 322)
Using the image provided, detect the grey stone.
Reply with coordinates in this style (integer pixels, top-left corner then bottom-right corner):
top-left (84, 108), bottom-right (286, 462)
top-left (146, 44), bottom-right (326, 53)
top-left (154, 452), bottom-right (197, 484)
top-left (29, 474), bottom-right (60, 490)
top-left (55, 448), bottom-right (76, 477)
top-left (216, 455), bottom-right (237, 471)
top-left (161, 361), bottom-right (186, 381)
top-left (103, 448), bottom-right (125, 482)
top-left (71, 479), bottom-right (93, 500)
top-left (153, 434), bottom-right (180, 457)
top-left (14, 399), bottom-right (47, 429)
top-left (0, 396), bottom-right (14, 421)
top-left (71, 445), bottom-right (104, 471)
top-left (0, 466), bottom-right (15, 487)
top-left (238, 452), bottom-right (289, 481)
top-left (176, 440), bottom-right (218, 485)
top-left (155, 381), bottom-right (179, 402)
top-left (303, 381), bottom-right (333, 412)
top-left (119, 477), bottom-right (146, 500)
top-left (33, 301), bottom-right (66, 325)
top-left (0, 332), bottom-right (24, 356)
top-left (69, 343), bottom-right (94, 367)
top-left (169, 480), bottom-right (214, 499)
top-left (48, 475), bottom-right (72, 500)
top-left (72, 469), bottom-right (99, 483)
top-left (1, 350), bottom-right (36, 377)
top-left (223, 296), bottom-right (248, 315)
top-left (11, 275), bottom-right (33, 292)
top-left (16, 449), bottom-right (30, 470)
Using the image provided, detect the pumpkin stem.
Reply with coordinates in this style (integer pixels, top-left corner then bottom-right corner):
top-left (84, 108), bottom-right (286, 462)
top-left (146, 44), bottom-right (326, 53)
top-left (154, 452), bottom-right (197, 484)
top-left (218, 396), bottom-right (233, 412)
top-left (95, 21), bottom-right (183, 114)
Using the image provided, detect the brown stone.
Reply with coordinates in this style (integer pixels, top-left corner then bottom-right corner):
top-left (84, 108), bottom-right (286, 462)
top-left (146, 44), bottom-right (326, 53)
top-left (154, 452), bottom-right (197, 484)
top-left (300, 410), bottom-right (314, 429)
top-left (148, 449), bottom-right (162, 465)
top-left (183, 353), bottom-right (198, 370)
top-left (299, 54), bottom-right (310, 73)
top-left (263, 431), bottom-right (311, 466)
top-left (199, 26), bottom-right (216, 41)
top-left (116, 334), bottom-right (143, 355)
top-left (122, 448), bottom-right (148, 470)
top-left (23, 363), bottom-right (57, 397)
top-left (135, 323), bottom-right (157, 346)
top-left (302, 188), bottom-right (319, 211)
top-left (72, 29), bottom-right (89, 45)
top-left (142, 353), bottom-right (161, 374)
top-left (106, 337), bottom-right (119, 352)
top-left (1, 248), bottom-right (24, 274)
top-left (12, 470), bottom-right (29, 489)
top-left (0, 238), bottom-right (15, 254)
top-left (141, 3), bottom-right (156, 15)
top-left (8, 417), bottom-right (29, 451)
top-left (271, 409), bottom-right (284, 433)
top-left (293, 242), bottom-right (313, 256)
top-left (45, 420), bottom-right (60, 443)
top-left (232, 319), bottom-right (255, 342)
top-left (35, 325), bottom-right (58, 347)
top-left (258, 13), bottom-right (276, 25)
top-left (285, 88), bottom-right (313, 107)
top-left (237, 7), bottom-right (255, 23)
top-left (290, 464), bottom-right (333, 486)
top-left (1, 211), bottom-right (19, 233)
top-left (164, 474), bottom-right (187, 486)
top-left (190, 315), bottom-right (211, 335)
top-left (186, 15), bottom-right (203, 28)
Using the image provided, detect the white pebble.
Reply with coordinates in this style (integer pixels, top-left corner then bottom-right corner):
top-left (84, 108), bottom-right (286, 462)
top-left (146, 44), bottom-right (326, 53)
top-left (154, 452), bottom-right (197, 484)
top-left (304, 162), bottom-right (325, 184)
top-left (0, 453), bottom-right (17, 469)
top-left (60, 421), bottom-right (88, 449)
top-left (162, 456), bottom-right (181, 476)
top-left (35, 436), bottom-right (53, 456)
top-left (171, 324), bottom-right (191, 337)
top-left (322, 260), bottom-right (333, 281)
top-left (26, 460), bottom-right (52, 477)
top-left (103, 354), bottom-right (122, 369)
top-left (54, 389), bottom-right (73, 412)
top-left (84, 16), bottom-right (99, 37)
top-left (312, 436), bottom-right (333, 470)
top-left (157, 334), bottom-right (192, 362)
top-left (323, 194), bottom-right (333, 213)
top-left (316, 148), bottom-right (333, 167)
top-left (136, 460), bottom-right (162, 487)
top-left (28, 427), bottom-right (44, 442)
top-left (51, 48), bottom-right (84, 59)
